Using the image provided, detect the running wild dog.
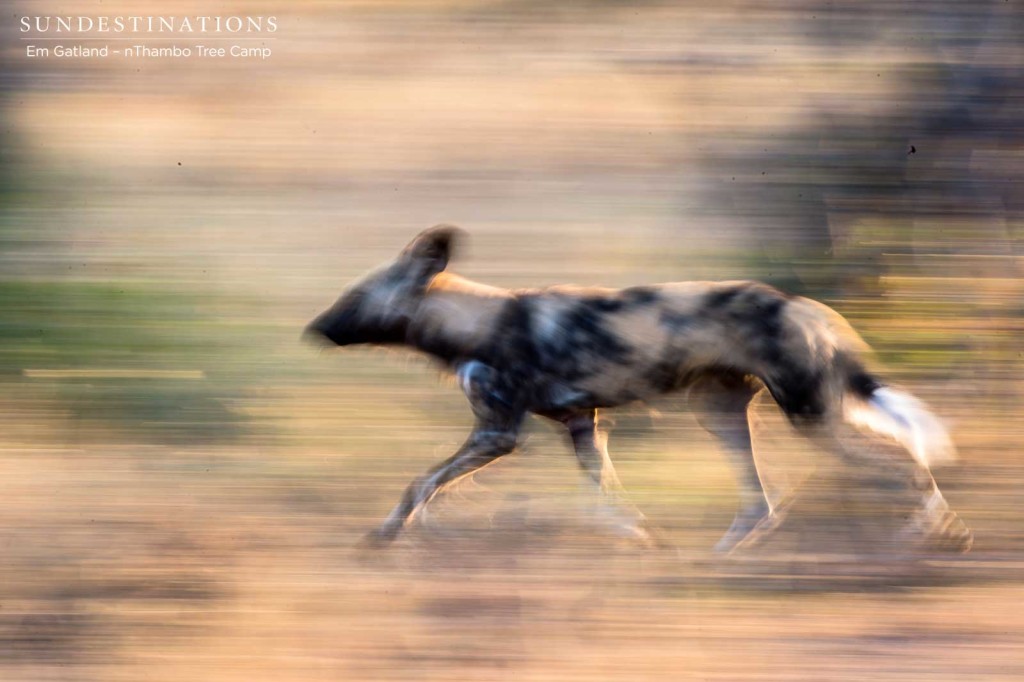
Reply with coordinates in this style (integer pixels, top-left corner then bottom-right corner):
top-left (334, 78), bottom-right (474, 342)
top-left (306, 226), bottom-right (972, 552)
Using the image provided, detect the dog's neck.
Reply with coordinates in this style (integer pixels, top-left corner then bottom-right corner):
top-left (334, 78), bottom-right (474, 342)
top-left (406, 272), bottom-right (514, 365)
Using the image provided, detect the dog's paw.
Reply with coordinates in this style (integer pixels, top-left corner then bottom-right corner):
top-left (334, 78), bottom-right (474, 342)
top-left (718, 513), bottom-right (779, 553)
top-left (623, 519), bottom-right (672, 550)
top-left (714, 497), bottom-right (794, 554)
top-left (356, 527), bottom-right (398, 552)
top-left (898, 508), bottom-right (973, 554)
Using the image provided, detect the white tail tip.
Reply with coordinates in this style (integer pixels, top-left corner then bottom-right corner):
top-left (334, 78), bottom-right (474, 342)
top-left (844, 387), bottom-right (957, 468)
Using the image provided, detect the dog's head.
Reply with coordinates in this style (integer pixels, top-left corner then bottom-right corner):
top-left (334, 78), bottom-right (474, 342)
top-left (305, 225), bottom-right (463, 347)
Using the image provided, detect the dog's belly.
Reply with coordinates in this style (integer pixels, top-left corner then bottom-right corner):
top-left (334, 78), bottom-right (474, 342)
top-left (531, 360), bottom-right (697, 412)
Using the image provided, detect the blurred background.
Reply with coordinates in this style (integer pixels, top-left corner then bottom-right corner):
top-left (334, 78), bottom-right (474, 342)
top-left (1, 1), bottom-right (1022, 679)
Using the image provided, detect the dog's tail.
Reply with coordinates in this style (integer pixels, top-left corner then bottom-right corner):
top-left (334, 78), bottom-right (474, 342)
top-left (840, 356), bottom-right (957, 468)
top-left (788, 296), bottom-right (956, 469)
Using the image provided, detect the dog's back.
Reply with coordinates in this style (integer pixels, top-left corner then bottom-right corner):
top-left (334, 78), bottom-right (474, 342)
top-left (420, 276), bottom-right (866, 419)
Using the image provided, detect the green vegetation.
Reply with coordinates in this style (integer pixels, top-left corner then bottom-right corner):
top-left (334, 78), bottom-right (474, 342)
top-left (0, 279), bottom-right (261, 443)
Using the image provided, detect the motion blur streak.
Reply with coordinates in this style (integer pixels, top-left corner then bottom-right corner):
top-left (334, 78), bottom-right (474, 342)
top-left (1, 0), bottom-right (1022, 680)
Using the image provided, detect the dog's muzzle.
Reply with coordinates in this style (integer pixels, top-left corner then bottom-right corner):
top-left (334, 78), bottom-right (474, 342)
top-left (303, 309), bottom-right (355, 347)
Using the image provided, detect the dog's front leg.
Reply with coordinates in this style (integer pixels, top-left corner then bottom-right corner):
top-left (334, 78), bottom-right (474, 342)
top-left (361, 425), bottom-right (519, 547)
top-left (362, 361), bottom-right (522, 548)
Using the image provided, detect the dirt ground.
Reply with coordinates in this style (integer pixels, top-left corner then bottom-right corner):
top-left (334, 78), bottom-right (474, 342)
top-left (1, 387), bottom-right (1022, 681)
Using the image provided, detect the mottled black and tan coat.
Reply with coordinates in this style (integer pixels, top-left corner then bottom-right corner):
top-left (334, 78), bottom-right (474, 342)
top-left (307, 226), bottom-right (971, 552)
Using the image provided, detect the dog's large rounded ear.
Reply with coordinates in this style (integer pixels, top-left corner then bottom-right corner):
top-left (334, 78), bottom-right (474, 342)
top-left (398, 224), bottom-right (465, 284)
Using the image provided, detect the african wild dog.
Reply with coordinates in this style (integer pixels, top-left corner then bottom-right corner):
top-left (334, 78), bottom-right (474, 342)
top-left (306, 225), bottom-right (972, 552)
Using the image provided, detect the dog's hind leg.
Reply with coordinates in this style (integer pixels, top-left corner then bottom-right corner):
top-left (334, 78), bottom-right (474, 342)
top-left (563, 411), bottom-right (657, 546)
top-left (690, 373), bottom-right (781, 552)
top-left (795, 419), bottom-right (973, 552)
top-left (898, 464), bottom-right (973, 552)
